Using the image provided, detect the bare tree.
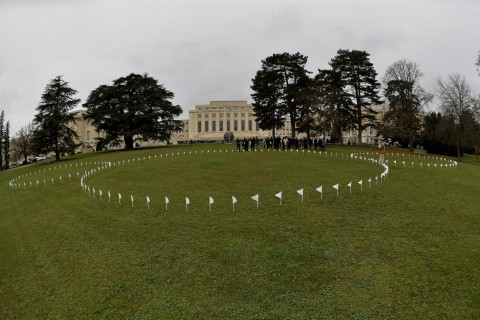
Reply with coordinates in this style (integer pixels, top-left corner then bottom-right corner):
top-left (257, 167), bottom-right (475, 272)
top-left (11, 122), bottom-right (34, 164)
top-left (436, 73), bottom-right (478, 160)
top-left (382, 59), bottom-right (432, 150)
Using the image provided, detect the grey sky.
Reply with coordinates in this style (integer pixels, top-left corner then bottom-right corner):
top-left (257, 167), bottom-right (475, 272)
top-left (1, 0), bottom-right (479, 133)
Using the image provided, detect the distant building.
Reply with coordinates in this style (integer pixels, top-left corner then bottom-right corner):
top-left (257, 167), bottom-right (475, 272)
top-left (185, 100), bottom-right (299, 142)
top-left (341, 104), bottom-right (387, 145)
top-left (71, 102), bottom-right (387, 149)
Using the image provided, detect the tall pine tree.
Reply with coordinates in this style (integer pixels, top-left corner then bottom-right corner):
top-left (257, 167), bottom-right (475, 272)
top-left (0, 110), bottom-right (4, 170)
top-left (251, 52), bottom-right (310, 139)
top-left (3, 121), bottom-right (10, 169)
top-left (330, 49), bottom-right (382, 144)
top-left (32, 76), bottom-right (80, 161)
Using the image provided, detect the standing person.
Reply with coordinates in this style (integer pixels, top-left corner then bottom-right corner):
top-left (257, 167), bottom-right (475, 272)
top-left (236, 138), bottom-right (241, 152)
top-left (378, 138), bottom-right (386, 164)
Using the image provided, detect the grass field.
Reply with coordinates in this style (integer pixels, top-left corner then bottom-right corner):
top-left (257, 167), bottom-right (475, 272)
top-left (1, 144), bottom-right (480, 319)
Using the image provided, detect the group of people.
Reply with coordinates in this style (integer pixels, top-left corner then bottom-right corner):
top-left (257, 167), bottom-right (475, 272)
top-left (235, 136), bottom-right (326, 152)
top-left (236, 137), bottom-right (260, 152)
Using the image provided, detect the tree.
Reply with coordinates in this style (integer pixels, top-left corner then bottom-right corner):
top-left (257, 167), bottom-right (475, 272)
top-left (3, 121), bottom-right (10, 169)
top-left (436, 73), bottom-right (478, 160)
top-left (251, 52), bottom-right (310, 138)
top-left (0, 110), bottom-right (4, 170)
top-left (382, 59), bottom-right (432, 150)
top-left (330, 49), bottom-right (382, 144)
top-left (295, 74), bottom-right (319, 139)
top-left (315, 69), bottom-right (354, 143)
top-left (251, 68), bottom-right (286, 138)
top-left (32, 76), bottom-right (80, 161)
top-left (83, 73), bottom-right (182, 150)
top-left (11, 122), bottom-right (34, 164)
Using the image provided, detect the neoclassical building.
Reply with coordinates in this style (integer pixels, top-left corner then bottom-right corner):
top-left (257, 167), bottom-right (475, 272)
top-left (71, 101), bottom-right (386, 150)
top-left (177, 100), bottom-right (298, 143)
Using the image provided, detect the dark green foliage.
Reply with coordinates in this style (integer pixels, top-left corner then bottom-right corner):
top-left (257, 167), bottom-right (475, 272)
top-left (251, 52), bottom-right (310, 138)
top-left (251, 68), bottom-right (286, 137)
top-left (3, 121), bottom-right (10, 169)
top-left (32, 76), bottom-right (80, 161)
top-left (382, 80), bottom-right (421, 148)
top-left (330, 49), bottom-right (382, 144)
top-left (315, 69), bottom-right (354, 143)
top-left (0, 111), bottom-right (4, 170)
top-left (422, 112), bottom-right (480, 157)
top-left (83, 73), bottom-right (182, 150)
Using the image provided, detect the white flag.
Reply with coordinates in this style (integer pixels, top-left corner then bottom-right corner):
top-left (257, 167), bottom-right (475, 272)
top-left (316, 186), bottom-right (323, 200)
top-left (333, 183), bottom-right (339, 198)
top-left (165, 196), bottom-right (169, 210)
top-left (297, 188), bottom-right (304, 202)
top-left (118, 193), bottom-right (122, 205)
top-left (186, 197), bottom-right (190, 211)
top-left (358, 179), bottom-right (363, 191)
top-left (347, 182), bottom-right (352, 194)
top-left (108, 191), bottom-right (111, 203)
top-left (131, 195), bottom-right (134, 207)
top-left (209, 196), bottom-right (214, 211)
top-left (251, 194), bottom-right (259, 208)
top-left (232, 196), bottom-right (237, 211)
top-left (275, 191), bottom-right (282, 205)
top-left (146, 196), bottom-right (150, 210)
top-left (99, 190), bottom-right (102, 200)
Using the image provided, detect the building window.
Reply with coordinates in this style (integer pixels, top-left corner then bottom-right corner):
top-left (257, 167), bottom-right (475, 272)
top-left (227, 121), bottom-right (231, 131)
top-left (198, 121), bottom-right (201, 132)
top-left (241, 120), bottom-right (245, 131)
top-left (212, 121), bottom-right (216, 132)
top-left (205, 121), bottom-right (209, 132)
top-left (219, 121), bottom-right (224, 132)
top-left (234, 120), bottom-right (238, 131)
top-left (256, 121), bottom-right (259, 131)
top-left (248, 120), bottom-right (252, 131)
top-left (86, 130), bottom-right (91, 142)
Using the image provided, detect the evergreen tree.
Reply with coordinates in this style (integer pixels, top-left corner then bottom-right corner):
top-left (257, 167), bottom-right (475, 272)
top-left (251, 68), bottom-right (286, 138)
top-left (32, 76), bottom-right (80, 161)
top-left (0, 110), bottom-right (4, 170)
top-left (3, 121), bottom-right (10, 169)
top-left (83, 73), bottom-right (182, 150)
top-left (330, 49), bottom-right (382, 144)
top-left (251, 52), bottom-right (310, 139)
top-left (315, 69), bottom-right (354, 143)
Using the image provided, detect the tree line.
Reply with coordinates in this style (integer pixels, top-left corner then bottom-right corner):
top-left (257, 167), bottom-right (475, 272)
top-left (251, 50), bottom-right (480, 159)
top-left (3, 51), bottom-right (480, 168)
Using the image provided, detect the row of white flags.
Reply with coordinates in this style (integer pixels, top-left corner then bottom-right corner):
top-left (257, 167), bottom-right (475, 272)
top-left (83, 176), bottom-right (389, 211)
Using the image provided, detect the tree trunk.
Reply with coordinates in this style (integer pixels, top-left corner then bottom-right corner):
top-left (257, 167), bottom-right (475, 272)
top-left (357, 106), bottom-right (362, 145)
top-left (409, 134), bottom-right (414, 152)
top-left (124, 135), bottom-right (134, 149)
top-left (290, 114), bottom-right (296, 139)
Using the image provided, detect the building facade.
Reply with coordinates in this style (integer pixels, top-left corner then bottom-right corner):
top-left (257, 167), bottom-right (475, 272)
top-left (184, 100), bottom-right (297, 142)
top-left (71, 101), bottom-right (387, 150)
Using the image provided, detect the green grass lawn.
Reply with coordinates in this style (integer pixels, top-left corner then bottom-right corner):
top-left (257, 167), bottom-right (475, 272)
top-left (1, 144), bottom-right (479, 319)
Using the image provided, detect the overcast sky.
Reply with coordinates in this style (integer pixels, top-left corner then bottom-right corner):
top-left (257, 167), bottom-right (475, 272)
top-left (1, 0), bottom-right (479, 133)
